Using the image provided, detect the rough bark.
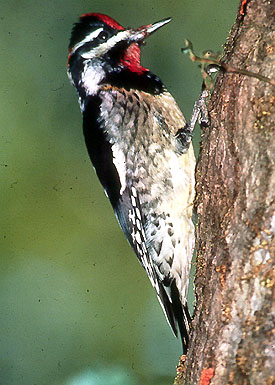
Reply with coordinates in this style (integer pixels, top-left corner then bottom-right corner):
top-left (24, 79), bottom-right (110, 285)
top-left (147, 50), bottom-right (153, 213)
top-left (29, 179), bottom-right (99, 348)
top-left (175, 1), bottom-right (274, 384)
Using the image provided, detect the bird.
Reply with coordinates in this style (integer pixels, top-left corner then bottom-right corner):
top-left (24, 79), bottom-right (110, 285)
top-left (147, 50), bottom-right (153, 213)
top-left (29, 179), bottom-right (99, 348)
top-left (67, 13), bottom-right (195, 353)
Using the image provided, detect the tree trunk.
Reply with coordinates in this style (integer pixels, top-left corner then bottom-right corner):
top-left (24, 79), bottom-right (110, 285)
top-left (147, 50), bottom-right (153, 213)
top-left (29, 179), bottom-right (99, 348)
top-left (175, 1), bottom-right (274, 384)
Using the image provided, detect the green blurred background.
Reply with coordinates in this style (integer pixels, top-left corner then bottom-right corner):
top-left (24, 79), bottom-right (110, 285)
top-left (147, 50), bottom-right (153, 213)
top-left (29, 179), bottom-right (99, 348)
top-left (1, 1), bottom-right (238, 384)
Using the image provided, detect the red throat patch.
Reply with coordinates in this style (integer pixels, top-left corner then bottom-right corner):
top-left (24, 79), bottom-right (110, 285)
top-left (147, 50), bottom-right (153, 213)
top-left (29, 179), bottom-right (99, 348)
top-left (121, 44), bottom-right (148, 74)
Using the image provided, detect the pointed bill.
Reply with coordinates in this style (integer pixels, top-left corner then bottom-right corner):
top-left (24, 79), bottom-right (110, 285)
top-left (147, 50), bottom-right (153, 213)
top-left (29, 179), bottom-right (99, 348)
top-left (141, 17), bottom-right (172, 35)
top-left (130, 17), bottom-right (172, 42)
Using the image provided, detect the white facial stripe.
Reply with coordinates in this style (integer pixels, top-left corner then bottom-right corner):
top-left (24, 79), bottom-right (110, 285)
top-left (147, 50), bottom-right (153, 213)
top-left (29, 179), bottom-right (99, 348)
top-left (71, 27), bottom-right (104, 54)
top-left (81, 30), bottom-right (131, 59)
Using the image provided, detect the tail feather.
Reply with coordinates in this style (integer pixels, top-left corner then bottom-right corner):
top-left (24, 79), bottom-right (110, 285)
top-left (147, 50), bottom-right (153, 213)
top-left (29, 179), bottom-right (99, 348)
top-left (170, 280), bottom-right (191, 354)
top-left (158, 283), bottom-right (178, 337)
top-left (158, 279), bottom-right (191, 354)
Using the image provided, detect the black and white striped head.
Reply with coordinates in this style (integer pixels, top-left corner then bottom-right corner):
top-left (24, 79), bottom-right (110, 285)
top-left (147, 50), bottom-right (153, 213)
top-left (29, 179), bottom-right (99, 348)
top-left (67, 13), bottom-right (171, 96)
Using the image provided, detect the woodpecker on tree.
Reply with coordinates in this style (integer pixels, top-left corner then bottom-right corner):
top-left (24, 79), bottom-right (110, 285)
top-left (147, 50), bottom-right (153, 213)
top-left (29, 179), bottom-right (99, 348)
top-left (67, 13), bottom-right (197, 353)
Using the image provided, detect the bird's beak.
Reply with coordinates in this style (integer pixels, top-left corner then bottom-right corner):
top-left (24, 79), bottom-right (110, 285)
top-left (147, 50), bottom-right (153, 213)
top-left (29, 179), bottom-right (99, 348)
top-left (130, 17), bottom-right (171, 42)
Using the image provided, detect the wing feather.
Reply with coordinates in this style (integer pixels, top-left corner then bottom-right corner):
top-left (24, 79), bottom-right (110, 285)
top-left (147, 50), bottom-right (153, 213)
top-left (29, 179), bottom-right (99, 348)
top-left (114, 184), bottom-right (190, 351)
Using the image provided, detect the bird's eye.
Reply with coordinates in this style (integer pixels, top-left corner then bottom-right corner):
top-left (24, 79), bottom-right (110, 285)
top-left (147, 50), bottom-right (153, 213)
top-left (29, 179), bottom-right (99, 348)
top-left (97, 31), bottom-right (109, 41)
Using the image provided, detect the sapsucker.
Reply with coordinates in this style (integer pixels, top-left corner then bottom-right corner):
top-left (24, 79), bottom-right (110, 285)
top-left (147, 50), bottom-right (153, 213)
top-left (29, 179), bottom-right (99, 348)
top-left (67, 13), bottom-right (195, 352)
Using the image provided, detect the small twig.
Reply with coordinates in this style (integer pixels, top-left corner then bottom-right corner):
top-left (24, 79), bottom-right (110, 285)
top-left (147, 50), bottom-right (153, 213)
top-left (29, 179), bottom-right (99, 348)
top-left (182, 39), bottom-right (275, 87)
